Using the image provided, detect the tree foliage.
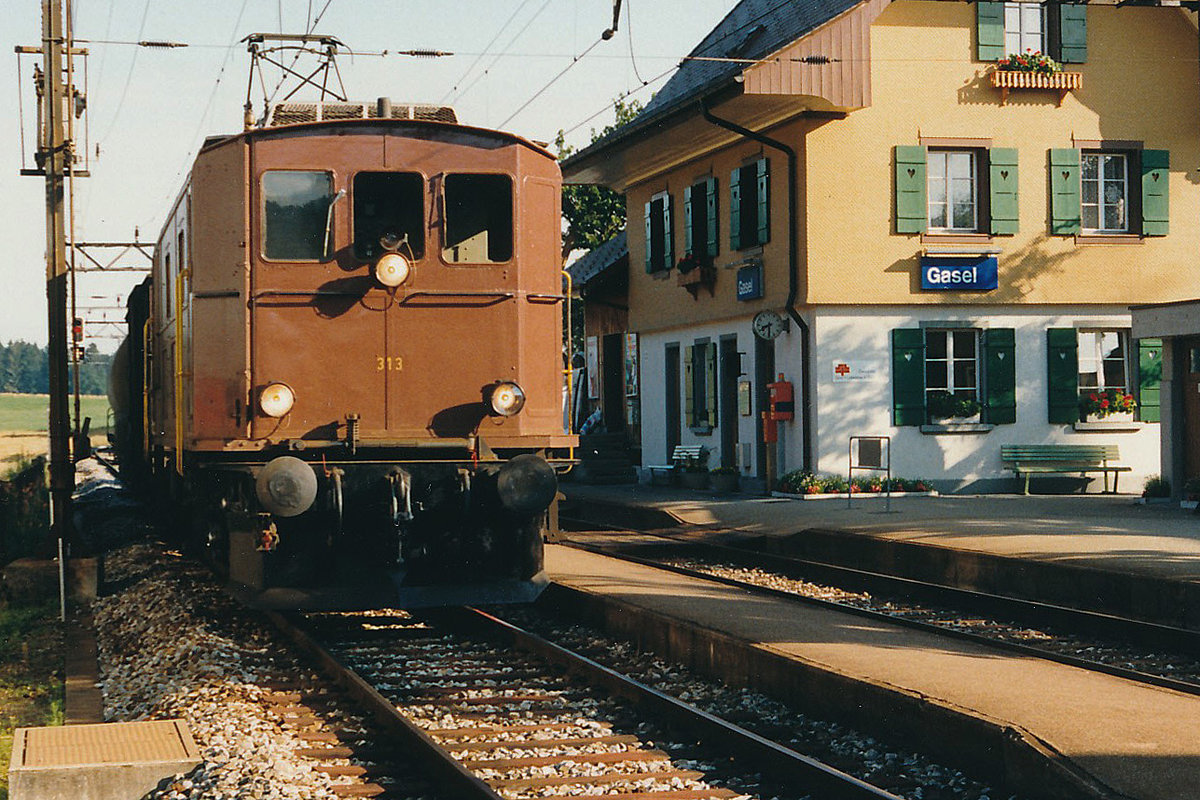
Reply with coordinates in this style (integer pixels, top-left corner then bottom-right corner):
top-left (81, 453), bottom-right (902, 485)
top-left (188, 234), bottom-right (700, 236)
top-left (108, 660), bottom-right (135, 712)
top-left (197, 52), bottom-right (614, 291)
top-left (556, 98), bottom-right (644, 260)
top-left (0, 341), bottom-right (111, 395)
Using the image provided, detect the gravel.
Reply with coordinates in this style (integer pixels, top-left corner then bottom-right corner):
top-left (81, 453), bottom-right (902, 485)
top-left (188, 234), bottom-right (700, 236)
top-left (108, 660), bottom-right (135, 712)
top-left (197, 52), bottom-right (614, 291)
top-left (662, 558), bottom-right (1200, 686)
top-left (495, 607), bottom-right (1021, 800)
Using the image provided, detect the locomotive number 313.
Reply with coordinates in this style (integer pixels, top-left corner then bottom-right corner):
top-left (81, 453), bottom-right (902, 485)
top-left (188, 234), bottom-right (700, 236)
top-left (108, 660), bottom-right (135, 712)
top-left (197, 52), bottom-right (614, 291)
top-left (376, 356), bottom-right (404, 371)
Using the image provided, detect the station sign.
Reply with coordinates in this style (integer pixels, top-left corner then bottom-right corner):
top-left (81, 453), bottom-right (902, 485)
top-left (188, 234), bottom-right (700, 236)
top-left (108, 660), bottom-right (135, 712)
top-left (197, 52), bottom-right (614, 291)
top-left (736, 262), bottom-right (764, 301)
top-left (920, 255), bottom-right (998, 292)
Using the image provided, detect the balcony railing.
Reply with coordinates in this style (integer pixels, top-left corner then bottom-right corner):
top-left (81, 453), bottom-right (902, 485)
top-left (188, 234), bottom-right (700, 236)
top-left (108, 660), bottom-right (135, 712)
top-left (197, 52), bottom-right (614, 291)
top-left (989, 70), bottom-right (1082, 107)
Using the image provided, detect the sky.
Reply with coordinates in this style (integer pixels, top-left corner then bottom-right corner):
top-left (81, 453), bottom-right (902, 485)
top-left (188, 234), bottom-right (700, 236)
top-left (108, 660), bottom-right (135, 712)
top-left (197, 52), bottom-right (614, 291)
top-left (0, 0), bottom-right (739, 351)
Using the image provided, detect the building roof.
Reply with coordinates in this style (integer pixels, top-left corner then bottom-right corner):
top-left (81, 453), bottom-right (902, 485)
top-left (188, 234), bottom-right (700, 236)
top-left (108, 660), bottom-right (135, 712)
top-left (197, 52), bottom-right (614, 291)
top-left (563, 0), bottom-right (864, 174)
top-left (567, 230), bottom-right (628, 288)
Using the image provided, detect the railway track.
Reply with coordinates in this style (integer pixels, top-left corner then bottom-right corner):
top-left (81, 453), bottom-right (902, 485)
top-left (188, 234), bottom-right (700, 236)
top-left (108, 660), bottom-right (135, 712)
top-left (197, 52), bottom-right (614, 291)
top-left (555, 530), bottom-right (1200, 696)
top-left (265, 607), bottom-right (904, 800)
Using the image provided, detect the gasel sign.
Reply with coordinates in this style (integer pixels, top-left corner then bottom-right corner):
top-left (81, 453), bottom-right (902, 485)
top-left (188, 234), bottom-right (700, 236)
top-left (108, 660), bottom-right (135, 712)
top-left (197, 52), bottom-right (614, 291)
top-left (919, 256), bottom-right (998, 292)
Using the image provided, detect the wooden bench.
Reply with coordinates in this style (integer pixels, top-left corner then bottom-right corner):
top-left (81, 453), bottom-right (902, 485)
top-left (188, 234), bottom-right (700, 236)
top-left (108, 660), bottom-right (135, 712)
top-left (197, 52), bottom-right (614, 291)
top-left (1001, 444), bottom-right (1130, 495)
top-left (646, 445), bottom-right (707, 485)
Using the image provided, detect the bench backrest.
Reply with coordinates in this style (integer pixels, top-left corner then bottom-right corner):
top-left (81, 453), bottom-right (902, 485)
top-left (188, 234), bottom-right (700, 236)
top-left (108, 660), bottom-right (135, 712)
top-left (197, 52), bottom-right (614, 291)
top-left (1000, 444), bottom-right (1120, 464)
top-left (671, 445), bottom-right (706, 463)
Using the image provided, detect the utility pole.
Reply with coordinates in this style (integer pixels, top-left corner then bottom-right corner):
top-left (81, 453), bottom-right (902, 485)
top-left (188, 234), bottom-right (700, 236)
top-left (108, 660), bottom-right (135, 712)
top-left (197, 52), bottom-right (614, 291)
top-left (24, 0), bottom-right (74, 563)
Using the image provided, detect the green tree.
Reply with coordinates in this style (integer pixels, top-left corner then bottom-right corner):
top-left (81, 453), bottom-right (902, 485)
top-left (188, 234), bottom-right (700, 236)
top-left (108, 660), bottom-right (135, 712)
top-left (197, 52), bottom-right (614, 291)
top-left (556, 98), bottom-right (643, 262)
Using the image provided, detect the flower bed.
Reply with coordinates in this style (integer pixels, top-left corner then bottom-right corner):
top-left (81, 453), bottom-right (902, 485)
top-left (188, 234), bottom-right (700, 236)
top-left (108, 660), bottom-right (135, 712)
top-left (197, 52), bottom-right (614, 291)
top-left (776, 470), bottom-right (934, 497)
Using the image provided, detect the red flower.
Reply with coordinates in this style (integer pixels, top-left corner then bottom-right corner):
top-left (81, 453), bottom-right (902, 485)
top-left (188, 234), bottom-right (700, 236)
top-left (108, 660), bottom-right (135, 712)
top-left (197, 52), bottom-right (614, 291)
top-left (1100, 399), bottom-right (1110, 408)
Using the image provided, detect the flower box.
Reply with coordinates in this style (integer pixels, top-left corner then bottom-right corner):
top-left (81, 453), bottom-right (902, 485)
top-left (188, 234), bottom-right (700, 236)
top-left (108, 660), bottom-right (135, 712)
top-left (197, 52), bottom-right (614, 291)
top-left (1085, 411), bottom-right (1134, 424)
top-left (990, 70), bottom-right (1082, 107)
top-left (677, 265), bottom-right (717, 298)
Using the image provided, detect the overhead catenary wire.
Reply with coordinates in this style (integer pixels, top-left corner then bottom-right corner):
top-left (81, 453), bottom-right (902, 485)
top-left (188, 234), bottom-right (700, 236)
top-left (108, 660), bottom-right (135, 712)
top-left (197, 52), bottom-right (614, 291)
top-left (438, 0), bottom-right (535, 104)
top-left (625, 0), bottom-right (646, 86)
top-left (96, 0), bottom-right (152, 142)
top-left (498, 36), bottom-right (604, 129)
top-left (446, 0), bottom-right (556, 107)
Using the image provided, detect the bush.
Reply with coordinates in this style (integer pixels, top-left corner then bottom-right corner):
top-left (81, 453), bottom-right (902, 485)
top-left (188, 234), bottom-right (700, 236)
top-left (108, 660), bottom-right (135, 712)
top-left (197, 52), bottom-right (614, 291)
top-left (1184, 477), bottom-right (1200, 500)
top-left (1142, 475), bottom-right (1171, 498)
top-left (777, 471), bottom-right (930, 495)
top-left (710, 465), bottom-right (740, 476)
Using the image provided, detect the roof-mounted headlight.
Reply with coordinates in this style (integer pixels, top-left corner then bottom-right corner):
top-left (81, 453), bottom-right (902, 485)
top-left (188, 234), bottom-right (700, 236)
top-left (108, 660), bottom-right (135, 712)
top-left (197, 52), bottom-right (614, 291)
top-left (260, 382), bottom-right (295, 418)
top-left (488, 381), bottom-right (526, 417)
top-left (375, 252), bottom-right (410, 287)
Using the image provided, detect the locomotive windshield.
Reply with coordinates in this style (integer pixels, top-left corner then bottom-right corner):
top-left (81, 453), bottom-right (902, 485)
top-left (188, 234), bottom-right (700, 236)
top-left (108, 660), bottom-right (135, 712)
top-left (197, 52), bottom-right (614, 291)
top-left (353, 172), bottom-right (425, 260)
top-left (262, 170), bottom-right (334, 261)
top-left (443, 174), bottom-right (513, 263)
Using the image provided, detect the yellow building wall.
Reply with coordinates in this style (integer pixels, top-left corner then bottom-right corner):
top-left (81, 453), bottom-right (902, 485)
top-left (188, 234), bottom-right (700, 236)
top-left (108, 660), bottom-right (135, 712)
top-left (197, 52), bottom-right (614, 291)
top-left (806, 1), bottom-right (1200, 306)
top-left (625, 118), bottom-right (819, 333)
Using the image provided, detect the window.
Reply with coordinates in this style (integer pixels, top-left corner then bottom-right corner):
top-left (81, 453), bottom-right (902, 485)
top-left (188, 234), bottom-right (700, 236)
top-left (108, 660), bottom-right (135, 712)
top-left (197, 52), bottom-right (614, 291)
top-left (644, 192), bottom-right (673, 273)
top-left (684, 178), bottom-right (718, 261)
top-left (925, 329), bottom-right (980, 406)
top-left (353, 172), bottom-right (425, 260)
top-left (262, 170), bottom-right (335, 261)
top-left (927, 151), bottom-right (978, 232)
top-left (442, 174), bottom-right (513, 263)
top-left (1004, 2), bottom-right (1045, 56)
top-left (1077, 330), bottom-right (1128, 395)
top-left (1081, 153), bottom-right (1127, 233)
top-left (730, 159), bottom-right (768, 250)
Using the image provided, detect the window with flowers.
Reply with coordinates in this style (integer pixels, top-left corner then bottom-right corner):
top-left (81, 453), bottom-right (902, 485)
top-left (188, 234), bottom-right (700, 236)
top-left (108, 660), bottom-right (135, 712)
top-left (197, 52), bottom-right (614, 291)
top-left (1077, 330), bottom-right (1134, 417)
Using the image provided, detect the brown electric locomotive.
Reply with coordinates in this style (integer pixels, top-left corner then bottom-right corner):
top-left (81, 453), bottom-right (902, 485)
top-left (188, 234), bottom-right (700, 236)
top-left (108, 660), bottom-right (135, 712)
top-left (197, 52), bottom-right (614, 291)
top-left (110, 99), bottom-right (575, 608)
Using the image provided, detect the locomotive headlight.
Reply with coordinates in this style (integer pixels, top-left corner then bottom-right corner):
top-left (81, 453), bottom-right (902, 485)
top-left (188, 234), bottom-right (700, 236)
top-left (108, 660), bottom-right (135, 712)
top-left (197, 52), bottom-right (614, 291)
top-left (489, 381), bottom-right (526, 417)
top-left (375, 252), bottom-right (410, 287)
top-left (259, 382), bottom-right (295, 418)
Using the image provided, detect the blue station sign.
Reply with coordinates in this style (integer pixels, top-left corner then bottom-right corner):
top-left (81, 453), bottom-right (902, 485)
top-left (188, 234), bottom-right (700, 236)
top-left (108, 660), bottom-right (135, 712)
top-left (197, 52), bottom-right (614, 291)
top-left (920, 255), bottom-right (998, 292)
top-left (737, 262), bottom-right (764, 301)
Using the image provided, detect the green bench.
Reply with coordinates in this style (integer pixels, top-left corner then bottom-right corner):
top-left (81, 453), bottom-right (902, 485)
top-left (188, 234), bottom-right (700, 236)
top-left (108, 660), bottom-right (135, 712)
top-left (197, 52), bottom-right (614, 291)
top-left (1001, 444), bottom-right (1130, 495)
top-left (647, 445), bottom-right (707, 485)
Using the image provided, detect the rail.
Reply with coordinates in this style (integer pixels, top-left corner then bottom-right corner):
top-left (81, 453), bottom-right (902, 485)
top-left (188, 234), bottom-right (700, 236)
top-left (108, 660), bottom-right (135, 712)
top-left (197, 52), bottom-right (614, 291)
top-left (558, 536), bottom-right (1200, 697)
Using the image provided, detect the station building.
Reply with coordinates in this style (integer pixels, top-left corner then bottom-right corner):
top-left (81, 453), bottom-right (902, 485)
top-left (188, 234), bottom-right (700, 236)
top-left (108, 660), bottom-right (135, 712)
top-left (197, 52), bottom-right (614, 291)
top-left (563, 0), bottom-right (1200, 492)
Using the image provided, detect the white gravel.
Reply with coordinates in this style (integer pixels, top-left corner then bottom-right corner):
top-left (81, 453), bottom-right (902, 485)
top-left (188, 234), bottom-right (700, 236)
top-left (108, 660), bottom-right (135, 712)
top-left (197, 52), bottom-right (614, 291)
top-left (93, 544), bottom-right (344, 800)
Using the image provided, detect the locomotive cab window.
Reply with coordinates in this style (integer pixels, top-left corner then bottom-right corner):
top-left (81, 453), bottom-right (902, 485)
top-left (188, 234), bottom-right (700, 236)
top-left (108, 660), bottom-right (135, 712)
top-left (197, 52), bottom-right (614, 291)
top-left (353, 172), bottom-right (425, 260)
top-left (262, 170), bottom-right (335, 261)
top-left (442, 173), bottom-right (513, 263)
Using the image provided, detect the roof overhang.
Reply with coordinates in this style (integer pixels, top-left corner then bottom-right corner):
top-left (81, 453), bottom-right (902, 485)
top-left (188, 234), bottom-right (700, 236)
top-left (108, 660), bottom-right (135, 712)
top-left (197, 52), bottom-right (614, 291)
top-left (1131, 299), bottom-right (1200, 340)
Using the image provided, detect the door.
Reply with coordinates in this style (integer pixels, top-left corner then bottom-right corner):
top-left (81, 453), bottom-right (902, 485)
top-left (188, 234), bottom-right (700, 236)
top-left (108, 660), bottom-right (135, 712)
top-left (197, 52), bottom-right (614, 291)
top-left (1185, 338), bottom-right (1200, 481)
top-left (720, 337), bottom-right (740, 468)
top-left (602, 334), bottom-right (625, 432)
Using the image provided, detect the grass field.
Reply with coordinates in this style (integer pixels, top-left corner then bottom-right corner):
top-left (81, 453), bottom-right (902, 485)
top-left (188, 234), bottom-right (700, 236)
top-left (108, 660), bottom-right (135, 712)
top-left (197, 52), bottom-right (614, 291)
top-left (0, 602), bottom-right (65, 800)
top-left (0, 394), bottom-right (111, 464)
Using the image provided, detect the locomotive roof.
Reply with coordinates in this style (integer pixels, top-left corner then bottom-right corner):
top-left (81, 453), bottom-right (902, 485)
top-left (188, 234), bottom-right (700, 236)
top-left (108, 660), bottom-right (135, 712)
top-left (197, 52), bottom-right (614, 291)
top-left (199, 116), bottom-right (556, 160)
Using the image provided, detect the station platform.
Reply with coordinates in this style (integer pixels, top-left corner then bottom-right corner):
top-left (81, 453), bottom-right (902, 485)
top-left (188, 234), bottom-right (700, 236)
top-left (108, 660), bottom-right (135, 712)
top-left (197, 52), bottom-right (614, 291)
top-left (557, 484), bottom-right (1200, 627)
top-left (544, 543), bottom-right (1200, 800)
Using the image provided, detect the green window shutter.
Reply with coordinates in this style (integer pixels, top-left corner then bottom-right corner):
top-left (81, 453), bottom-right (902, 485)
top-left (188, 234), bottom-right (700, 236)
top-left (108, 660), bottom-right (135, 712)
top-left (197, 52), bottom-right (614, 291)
top-left (895, 145), bottom-right (928, 234)
top-left (705, 177), bottom-right (719, 257)
top-left (1047, 328), bottom-right (1079, 424)
top-left (983, 328), bottom-right (1016, 425)
top-left (1142, 149), bottom-right (1169, 237)
top-left (729, 167), bottom-right (742, 251)
top-left (1049, 149), bottom-right (1081, 235)
top-left (891, 328), bottom-right (925, 426)
top-left (1057, 5), bottom-right (1087, 64)
top-left (683, 186), bottom-right (694, 257)
top-left (643, 201), bottom-right (654, 273)
top-left (662, 194), bottom-right (674, 269)
top-left (989, 148), bottom-right (1019, 235)
top-left (1138, 338), bottom-right (1163, 423)
top-left (756, 158), bottom-right (770, 246)
top-left (683, 345), bottom-right (695, 427)
top-left (977, 2), bottom-right (1005, 61)
top-left (705, 343), bottom-right (718, 428)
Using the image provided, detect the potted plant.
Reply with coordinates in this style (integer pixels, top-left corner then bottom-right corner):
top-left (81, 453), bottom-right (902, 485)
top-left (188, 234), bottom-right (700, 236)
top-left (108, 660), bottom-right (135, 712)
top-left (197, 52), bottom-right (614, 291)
top-left (676, 251), bottom-right (717, 297)
top-left (679, 452), bottom-right (710, 489)
top-left (709, 465), bottom-right (740, 493)
top-left (926, 390), bottom-right (982, 424)
top-left (1079, 389), bottom-right (1136, 422)
top-left (988, 49), bottom-right (1081, 106)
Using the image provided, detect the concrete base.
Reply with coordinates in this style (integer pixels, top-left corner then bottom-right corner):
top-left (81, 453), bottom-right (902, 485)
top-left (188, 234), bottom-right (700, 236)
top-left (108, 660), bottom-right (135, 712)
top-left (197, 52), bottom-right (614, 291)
top-left (9, 720), bottom-right (201, 800)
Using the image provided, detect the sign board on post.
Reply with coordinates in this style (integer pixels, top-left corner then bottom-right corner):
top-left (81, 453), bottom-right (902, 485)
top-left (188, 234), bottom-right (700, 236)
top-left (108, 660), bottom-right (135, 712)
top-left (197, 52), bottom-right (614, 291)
top-left (919, 255), bottom-right (998, 292)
